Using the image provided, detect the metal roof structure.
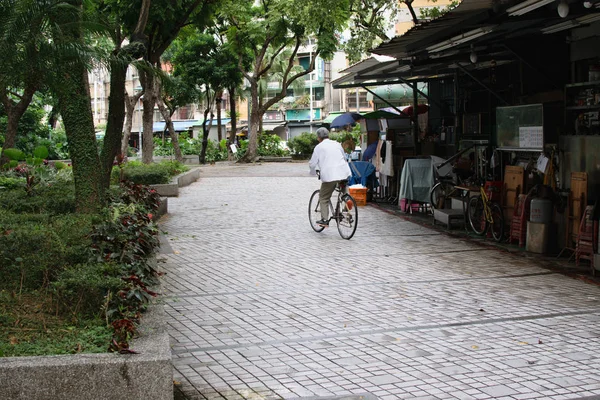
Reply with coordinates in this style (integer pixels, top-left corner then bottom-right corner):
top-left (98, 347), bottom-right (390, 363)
top-left (373, 0), bottom-right (496, 60)
top-left (333, 0), bottom-right (600, 89)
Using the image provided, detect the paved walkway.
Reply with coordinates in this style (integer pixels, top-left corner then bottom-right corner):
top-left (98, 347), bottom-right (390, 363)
top-left (160, 162), bottom-right (600, 400)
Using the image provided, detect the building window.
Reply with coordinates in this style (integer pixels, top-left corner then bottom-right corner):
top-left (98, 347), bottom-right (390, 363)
top-left (314, 87), bottom-right (324, 101)
top-left (298, 56), bottom-right (310, 71)
top-left (347, 91), bottom-right (369, 109)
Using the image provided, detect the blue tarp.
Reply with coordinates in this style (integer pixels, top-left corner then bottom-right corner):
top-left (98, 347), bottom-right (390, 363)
top-left (348, 161), bottom-right (378, 188)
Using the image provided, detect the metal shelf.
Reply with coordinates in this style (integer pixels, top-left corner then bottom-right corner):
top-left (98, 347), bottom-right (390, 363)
top-left (566, 105), bottom-right (600, 111)
top-left (565, 81), bottom-right (600, 88)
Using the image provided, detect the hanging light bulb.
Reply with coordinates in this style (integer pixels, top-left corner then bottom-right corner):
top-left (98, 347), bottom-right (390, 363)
top-left (470, 44), bottom-right (478, 64)
top-left (557, 0), bottom-right (569, 17)
top-left (584, 1), bottom-right (593, 8)
top-left (470, 51), bottom-right (478, 64)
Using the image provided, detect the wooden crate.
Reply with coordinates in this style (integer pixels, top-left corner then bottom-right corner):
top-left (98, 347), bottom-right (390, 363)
top-left (349, 187), bottom-right (367, 206)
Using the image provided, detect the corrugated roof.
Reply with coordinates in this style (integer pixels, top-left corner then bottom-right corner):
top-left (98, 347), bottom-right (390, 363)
top-left (372, 0), bottom-right (495, 59)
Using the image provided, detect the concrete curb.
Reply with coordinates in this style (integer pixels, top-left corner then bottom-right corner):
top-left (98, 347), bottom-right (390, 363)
top-left (151, 167), bottom-right (200, 197)
top-left (0, 304), bottom-right (173, 400)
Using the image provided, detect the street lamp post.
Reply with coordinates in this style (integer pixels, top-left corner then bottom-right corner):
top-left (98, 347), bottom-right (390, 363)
top-left (308, 37), bottom-right (313, 133)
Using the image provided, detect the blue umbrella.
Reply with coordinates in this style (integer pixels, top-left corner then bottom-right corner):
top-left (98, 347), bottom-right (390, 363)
top-left (329, 112), bottom-right (363, 129)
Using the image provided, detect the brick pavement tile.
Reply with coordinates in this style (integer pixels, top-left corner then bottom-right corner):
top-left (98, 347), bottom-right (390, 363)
top-left (161, 165), bottom-right (600, 400)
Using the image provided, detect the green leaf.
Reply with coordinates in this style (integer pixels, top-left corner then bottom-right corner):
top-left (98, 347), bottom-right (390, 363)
top-left (3, 148), bottom-right (26, 161)
top-left (33, 146), bottom-right (49, 160)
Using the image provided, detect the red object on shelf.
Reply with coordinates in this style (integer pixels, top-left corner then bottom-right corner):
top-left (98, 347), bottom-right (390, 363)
top-left (484, 181), bottom-right (503, 203)
top-left (576, 205), bottom-right (598, 271)
top-left (510, 194), bottom-right (531, 247)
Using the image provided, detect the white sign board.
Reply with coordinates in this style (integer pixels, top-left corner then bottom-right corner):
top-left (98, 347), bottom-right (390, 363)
top-left (519, 126), bottom-right (543, 149)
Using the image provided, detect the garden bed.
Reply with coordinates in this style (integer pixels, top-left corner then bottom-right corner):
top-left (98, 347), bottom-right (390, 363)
top-left (0, 303), bottom-right (172, 400)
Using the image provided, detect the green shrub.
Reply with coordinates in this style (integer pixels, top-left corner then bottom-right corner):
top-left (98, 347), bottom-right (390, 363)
top-left (287, 132), bottom-right (318, 157)
top-left (0, 212), bottom-right (94, 290)
top-left (119, 163), bottom-right (170, 185)
top-left (0, 180), bottom-right (76, 214)
top-left (202, 139), bottom-right (228, 162)
top-left (258, 134), bottom-right (289, 157)
top-left (52, 262), bottom-right (124, 318)
top-left (0, 176), bottom-right (24, 189)
top-left (152, 134), bottom-right (203, 156)
top-left (112, 160), bottom-right (188, 185)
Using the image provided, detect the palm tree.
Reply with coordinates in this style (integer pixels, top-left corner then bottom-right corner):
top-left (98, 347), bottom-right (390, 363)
top-left (0, 0), bottom-right (60, 162)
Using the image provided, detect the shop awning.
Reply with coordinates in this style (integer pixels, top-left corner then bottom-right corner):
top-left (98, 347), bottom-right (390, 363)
top-left (151, 119), bottom-right (231, 133)
top-left (365, 84), bottom-right (429, 103)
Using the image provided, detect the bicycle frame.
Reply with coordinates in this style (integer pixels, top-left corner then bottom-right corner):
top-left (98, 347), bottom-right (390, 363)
top-left (479, 186), bottom-right (493, 223)
top-left (308, 180), bottom-right (358, 240)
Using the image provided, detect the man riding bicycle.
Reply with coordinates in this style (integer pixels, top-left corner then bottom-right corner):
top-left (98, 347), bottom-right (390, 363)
top-left (309, 127), bottom-right (352, 227)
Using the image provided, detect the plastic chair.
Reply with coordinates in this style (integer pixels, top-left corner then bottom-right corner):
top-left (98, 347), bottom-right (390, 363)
top-left (576, 205), bottom-right (598, 273)
top-left (510, 194), bottom-right (531, 247)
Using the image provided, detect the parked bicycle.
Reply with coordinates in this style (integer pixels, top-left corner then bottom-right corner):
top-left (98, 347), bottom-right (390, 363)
top-left (308, 179), bottom-right (358, 240)
top-left (467, 178), bottom-right (504, 241)
top-left (429, 145), bottom-right (475, 210)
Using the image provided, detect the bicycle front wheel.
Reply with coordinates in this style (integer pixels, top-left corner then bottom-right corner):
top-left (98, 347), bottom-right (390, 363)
top-left (336, 194), bottom-right (358, 240)
top-left (490, 203), bottom-right (505, 242)
top-left (308, 190), bottom-right (325, 232)
top-left (430, 182), bottom-right (454, 210)
top-left (467, 195), bottom-right (488, 235)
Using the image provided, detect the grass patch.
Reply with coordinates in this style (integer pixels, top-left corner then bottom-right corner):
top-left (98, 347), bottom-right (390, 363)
top-left (0, 290), bottom-right (111, 357)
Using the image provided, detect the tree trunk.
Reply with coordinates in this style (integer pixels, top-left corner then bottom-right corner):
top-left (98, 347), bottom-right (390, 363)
top-left (0, 87), bottom-right (35, 164)
top-left (227, 86), bottom-right (237, 160)
top-left (57, 61), bottom-right (103, 212)
top-left (121, 91), bottom-right (143, 157)
top-left (199, 108), bottom-right (210, 164)
top-left (1, 111), bottom-right (21, 163)
top-left (47, 106), bottom-right (59, 129)
top-left (258, 95), bottom-right (264, 134)
top-left (239, 80), bottom-right (259, 162)
top-left (156, 96), bottom-right (183, 162)
top-left (139, 69), bottom-right (157, 164)
top-left (216, 90), bottom-right (223, 142)
top-left (53, 0), bottom-right (103, 213)
top-left (99, 59), bottom-right (127, 190)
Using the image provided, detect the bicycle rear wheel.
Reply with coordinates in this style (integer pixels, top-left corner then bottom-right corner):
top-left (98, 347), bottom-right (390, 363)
top-left (336, 194), bottom-right (358, 240)
top-left (308, 190), bottom-right (325, 232)
top-left (467, 195), bottom-right (488, 235)
top-left (430, 181), bottom-right (454, 210)
top-left (490, 202), bottom-right (505, 242)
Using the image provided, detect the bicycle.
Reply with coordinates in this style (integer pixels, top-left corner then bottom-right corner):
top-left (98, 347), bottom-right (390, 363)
top-left (308, 178), bottom-right (358, 240)
top-left (429, 145), bottom-right (475, 210)
top-left (467, 179), bottom-right (504, 242)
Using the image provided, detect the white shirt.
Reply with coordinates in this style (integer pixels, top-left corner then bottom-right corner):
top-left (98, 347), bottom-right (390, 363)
top-left (309, 138), bottom-right (352, 183)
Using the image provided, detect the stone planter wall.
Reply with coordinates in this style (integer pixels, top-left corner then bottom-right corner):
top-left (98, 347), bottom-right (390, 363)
top-left (151, 167), bottom-right (200, 197)
top-left (0, 305), bottom-right (173, 400)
